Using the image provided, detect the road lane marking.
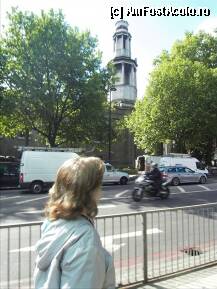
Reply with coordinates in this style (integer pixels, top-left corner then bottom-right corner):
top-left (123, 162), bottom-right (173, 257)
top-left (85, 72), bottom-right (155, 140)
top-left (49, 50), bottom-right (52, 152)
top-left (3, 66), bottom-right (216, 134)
top-left (10, 228), bottom-right (162, 253)
top-left (104, 243), bottom-right (126, 252)
top-left (98, 204), bottom-right (116, 209)
top-left (14, 194), bottom-right (130, 204)
top-left (16, 210), bottom-right (44, 215)
top-left (176, 186), bottom-right (186, 193)
top-left (197, 185), bottom-right (210, 191)
top-left (15, 204), bottom-right (116, 215)
top-left (0, 278), bottom-right (32, 287)
top-left (147, 228), bottom-right (162, 234)
top-left (0, 196), bottom-right (22, 201)
top-left (102, 228), bottom-right (162, 242)
top-left (115, 190), bottom-right (129, 198)
top-left (15, 196), bottom-right (48, 204)
top-left (102, 229), bottom-right (162, 253)
top-left (10, 246), bottom-right (35, 253)
top-left (171, 188), bottom-right (217, 195)
top-left (101, 196), bottom-right (130, 200)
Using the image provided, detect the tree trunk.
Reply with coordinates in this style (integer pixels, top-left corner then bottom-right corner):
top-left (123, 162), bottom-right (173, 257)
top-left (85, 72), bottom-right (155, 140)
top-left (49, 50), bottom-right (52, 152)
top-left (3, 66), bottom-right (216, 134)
top-left (25, 129), bottom-right (29, 146)
top-left (48, 135), bottom-right (57, 147)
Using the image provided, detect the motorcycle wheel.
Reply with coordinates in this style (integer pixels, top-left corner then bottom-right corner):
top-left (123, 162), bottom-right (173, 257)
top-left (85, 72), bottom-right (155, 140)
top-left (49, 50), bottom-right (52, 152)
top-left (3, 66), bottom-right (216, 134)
top-left (159, 187), bottom-right (170, 200)
top-left (132, 188), bottom-right (144, 202)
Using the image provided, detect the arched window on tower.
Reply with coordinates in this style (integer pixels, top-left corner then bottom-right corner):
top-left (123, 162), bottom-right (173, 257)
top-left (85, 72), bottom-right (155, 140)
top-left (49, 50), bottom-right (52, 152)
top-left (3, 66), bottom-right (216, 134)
top-left (117, 35), bottom-right (122, 51)
top-left (123, 35), bottom-right (126, 49)
top-left (124, 64), bottom-right (131, 85)
top-left (115, 63), bottom-right (122, 84)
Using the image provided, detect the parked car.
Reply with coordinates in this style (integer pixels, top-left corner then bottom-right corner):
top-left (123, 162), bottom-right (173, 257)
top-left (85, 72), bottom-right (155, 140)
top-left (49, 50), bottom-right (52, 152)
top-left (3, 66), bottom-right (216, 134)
top-left (159, 166), bottom-right (207, 186)
top-left (103, 163), bottom-right (129, 185)
top-left (0, 162), bottom-right (20, 188)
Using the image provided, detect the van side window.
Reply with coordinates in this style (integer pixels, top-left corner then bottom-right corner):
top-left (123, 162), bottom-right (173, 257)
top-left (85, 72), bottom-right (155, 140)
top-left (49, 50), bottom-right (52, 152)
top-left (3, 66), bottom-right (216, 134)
top-left (196, 162), bottom-right (205, 170)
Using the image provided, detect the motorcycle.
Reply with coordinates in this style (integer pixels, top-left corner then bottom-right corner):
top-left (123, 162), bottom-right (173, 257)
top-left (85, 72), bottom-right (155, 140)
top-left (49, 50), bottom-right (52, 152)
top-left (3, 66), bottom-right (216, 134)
top-left (132, 174), bottom-right (170, 201)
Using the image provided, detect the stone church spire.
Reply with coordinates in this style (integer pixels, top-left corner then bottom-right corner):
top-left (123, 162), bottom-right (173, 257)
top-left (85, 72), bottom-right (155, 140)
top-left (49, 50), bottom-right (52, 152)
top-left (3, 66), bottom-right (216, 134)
top-left (111, 20), bottom-right (137, 106)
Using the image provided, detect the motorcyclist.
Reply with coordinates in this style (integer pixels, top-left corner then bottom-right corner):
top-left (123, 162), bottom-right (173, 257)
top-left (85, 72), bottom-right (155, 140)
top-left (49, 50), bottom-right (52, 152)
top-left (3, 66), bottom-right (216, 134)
top-left (146, 162), bottom-right (162, 195)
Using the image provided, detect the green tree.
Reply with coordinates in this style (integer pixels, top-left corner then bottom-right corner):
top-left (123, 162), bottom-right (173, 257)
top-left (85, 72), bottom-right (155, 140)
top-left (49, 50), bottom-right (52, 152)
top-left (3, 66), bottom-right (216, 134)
top-left (126, 32), bottom-right (217, 163)
top-left (0, 8), bottom-right (113, 147)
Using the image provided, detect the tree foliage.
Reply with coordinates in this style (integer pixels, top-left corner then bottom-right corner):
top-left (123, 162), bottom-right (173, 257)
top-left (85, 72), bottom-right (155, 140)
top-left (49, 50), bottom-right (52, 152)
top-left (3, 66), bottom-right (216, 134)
top-left (126, 31), bottom-right (217, 163)
top-left (0, 8), bottom-right (113, 147)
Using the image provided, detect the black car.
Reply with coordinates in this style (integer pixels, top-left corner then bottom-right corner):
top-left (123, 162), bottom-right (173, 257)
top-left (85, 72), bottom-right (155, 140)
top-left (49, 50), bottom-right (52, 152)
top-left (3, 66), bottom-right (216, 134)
top-left (0, 162), bottom-right (20, 188)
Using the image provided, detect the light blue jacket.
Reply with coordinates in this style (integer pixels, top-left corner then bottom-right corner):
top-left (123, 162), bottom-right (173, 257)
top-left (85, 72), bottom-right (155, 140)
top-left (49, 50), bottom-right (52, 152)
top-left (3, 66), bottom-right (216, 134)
top-left (34, 217), bottom-right (115, 289)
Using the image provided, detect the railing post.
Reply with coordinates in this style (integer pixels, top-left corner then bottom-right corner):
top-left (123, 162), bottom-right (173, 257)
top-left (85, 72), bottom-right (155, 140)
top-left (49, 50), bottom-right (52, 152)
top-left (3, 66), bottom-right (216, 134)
top-left (142, 212), bottom-right (148, 284)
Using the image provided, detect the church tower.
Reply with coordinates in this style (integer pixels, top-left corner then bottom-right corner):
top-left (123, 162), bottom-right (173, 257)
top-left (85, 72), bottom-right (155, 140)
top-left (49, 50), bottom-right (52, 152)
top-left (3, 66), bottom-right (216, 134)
top-left (111, 20), bottom-right (137, 106)
top-left (106, 20), bottom-right (138, 167)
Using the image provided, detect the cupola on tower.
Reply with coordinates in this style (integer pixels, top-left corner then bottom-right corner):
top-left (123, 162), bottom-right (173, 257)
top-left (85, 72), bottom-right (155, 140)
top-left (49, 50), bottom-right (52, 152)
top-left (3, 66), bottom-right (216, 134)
top-left (111, 20), bottom-right (137, 106)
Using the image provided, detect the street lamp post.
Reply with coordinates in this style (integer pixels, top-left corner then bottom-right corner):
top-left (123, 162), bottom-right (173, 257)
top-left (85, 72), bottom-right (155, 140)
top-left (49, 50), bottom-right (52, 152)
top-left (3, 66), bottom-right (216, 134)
top-left (108, 86), bottom-right (117, 163)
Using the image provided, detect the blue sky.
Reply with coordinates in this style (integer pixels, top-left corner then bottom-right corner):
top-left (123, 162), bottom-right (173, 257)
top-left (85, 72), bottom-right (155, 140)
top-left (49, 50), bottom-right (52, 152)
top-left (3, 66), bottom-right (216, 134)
top-left (1, 0), bottom-right (217, 99)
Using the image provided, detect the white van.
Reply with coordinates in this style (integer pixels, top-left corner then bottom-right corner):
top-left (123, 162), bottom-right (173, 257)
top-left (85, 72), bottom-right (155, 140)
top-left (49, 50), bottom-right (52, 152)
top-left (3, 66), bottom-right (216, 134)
top-left (136, 154), bottom-right (208, 175)
top-left (19, 151), bottom-right (79, 193)
top-left (159, 156), bottom-right (208, 175)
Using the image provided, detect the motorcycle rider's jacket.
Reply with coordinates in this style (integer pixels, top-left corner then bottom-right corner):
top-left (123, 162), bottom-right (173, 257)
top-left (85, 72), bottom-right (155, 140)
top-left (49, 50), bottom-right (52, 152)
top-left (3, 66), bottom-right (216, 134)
top-left (146, 168), bottom-right (162, 182)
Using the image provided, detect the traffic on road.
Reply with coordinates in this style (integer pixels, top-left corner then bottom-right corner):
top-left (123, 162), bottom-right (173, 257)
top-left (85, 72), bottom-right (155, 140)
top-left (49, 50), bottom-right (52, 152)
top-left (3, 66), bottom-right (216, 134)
top-left (1, 178), bottom-right (217, 225)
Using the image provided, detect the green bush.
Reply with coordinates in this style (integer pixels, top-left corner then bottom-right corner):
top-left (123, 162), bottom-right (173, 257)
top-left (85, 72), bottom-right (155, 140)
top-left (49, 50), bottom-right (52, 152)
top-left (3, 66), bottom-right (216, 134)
top-left (119, 167), bottom-right (138, 175)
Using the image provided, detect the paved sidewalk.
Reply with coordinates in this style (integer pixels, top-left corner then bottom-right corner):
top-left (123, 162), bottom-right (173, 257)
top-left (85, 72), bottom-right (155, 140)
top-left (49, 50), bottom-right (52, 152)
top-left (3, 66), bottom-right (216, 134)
top-left (120, 265), bottom-right (217, 289)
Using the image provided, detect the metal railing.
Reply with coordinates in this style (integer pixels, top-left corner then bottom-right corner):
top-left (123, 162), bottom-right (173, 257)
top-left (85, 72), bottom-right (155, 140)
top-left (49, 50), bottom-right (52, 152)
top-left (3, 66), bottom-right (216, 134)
top-left (1, 203), bottom-right (217, 288)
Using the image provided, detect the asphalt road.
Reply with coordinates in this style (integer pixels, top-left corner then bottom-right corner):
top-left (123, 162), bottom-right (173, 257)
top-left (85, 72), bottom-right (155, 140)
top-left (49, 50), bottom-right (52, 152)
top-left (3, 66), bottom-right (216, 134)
top-left (1, 178), bottom-right (217, 224)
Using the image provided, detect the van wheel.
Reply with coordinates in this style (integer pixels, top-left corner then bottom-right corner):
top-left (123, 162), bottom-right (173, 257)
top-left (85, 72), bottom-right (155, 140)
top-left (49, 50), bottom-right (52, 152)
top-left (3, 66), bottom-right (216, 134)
top-left (30, 181), bottom-right (43, 194)
top-left (199, 176), bottom-right (206, 184)
top-left (172, 177), bottom-right (180, 186)
top-left (120, 177), bottom-right (128, 185)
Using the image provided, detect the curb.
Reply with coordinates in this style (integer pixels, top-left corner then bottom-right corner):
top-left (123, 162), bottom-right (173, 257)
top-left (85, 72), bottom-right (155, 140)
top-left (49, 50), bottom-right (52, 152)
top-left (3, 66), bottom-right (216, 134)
top-left (129, 175), bottom-right (138, 181)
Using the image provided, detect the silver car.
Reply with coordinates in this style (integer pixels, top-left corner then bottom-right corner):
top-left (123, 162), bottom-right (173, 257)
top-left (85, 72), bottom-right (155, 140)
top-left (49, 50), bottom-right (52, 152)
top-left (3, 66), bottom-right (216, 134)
top-left (102, 163), bottom-right (129, 185)
top-left (159, 166), bottom-right (207, 186)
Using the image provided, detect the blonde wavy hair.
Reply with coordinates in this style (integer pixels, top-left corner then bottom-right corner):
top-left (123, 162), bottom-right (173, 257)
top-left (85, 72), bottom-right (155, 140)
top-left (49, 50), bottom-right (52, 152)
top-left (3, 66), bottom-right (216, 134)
top-left (45, 157), bottom-right (105, 220)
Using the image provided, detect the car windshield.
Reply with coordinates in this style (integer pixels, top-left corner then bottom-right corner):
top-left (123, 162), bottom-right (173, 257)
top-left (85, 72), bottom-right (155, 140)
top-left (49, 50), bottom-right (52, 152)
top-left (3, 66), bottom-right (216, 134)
top-left (106, 165), bottom-right (115, 171)
top-left (185, 167), bottom-right (194, 173)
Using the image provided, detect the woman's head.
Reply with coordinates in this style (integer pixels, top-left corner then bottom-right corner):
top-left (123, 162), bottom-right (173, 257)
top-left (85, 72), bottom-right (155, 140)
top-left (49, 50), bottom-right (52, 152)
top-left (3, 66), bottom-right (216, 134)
top-left (45, 157), bottom-right (105, 220)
